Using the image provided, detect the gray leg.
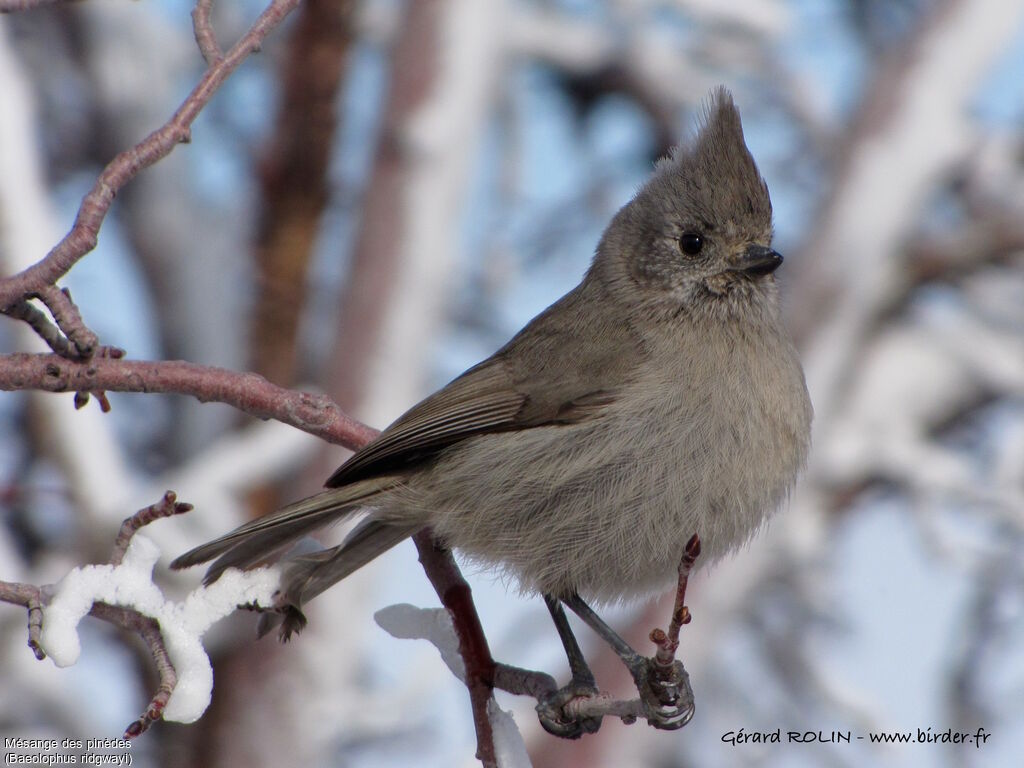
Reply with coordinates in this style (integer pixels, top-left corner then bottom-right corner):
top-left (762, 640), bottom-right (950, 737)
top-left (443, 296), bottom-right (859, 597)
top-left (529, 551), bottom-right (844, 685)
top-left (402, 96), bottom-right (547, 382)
top-left (535, 594), bottom-right (602, 738)
top-left (545, 594), bottom-right (597, 688)
top-left (562, 594), bottom-right (646, 677)
top-left (564, 593), bottom-right (694, 730)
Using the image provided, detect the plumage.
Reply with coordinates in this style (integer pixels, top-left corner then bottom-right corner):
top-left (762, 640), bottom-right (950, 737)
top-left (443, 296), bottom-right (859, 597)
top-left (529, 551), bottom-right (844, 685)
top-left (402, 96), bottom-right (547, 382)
top-left (172, 87), bottom-right (812, 640)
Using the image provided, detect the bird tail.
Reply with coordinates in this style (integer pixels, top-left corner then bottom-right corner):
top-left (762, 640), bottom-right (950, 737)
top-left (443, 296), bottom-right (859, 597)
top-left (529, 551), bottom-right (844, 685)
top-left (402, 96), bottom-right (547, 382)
top-left (169, 476), bottom-right (396, 583)
top-left (256, 517), bottom-right (420, 640)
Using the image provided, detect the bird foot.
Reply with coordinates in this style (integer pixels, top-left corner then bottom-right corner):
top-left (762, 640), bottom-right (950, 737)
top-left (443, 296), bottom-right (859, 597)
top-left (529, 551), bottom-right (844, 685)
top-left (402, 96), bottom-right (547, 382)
top-left (636, 658), bottom-right (694, 730)
top-left (536, 680), bottom-right (603, 739)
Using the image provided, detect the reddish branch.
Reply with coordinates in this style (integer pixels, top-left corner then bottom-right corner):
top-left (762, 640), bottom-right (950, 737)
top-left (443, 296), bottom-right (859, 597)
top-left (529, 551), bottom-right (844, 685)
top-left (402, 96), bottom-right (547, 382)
top-left (191, 0), bottom-right (222, 65)
top-left (413, 532), bottom-right (499, 768)
top-left (0, 0), bottom-right (303, 313)
top-left (0, 352), bottom-right (378, 451)
top-left (650, 533), bottom-right (701, 673)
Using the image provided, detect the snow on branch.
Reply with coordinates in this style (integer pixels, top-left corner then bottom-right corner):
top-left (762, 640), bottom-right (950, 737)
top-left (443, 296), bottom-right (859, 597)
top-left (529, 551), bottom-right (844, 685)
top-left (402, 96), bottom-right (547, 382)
top-left (0, 492), bottom-right (280, 738)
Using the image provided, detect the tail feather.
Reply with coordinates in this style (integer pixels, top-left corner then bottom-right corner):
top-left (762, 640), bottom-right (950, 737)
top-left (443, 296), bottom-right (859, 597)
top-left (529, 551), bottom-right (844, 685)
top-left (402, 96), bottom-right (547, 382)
top-left (292, 518), bottom-right (419, 604)
top-left (169, 477), bottom-right (394, 575)
top-left (257, 518), bottom-right (420, 640)
top-left (200, 512), bottom-right (337, 585)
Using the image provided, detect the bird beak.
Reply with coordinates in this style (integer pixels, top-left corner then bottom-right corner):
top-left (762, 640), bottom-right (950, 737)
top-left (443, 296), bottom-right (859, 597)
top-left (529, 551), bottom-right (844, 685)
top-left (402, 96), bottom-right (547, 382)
top-left (737, 244), bottom-right (783, 276)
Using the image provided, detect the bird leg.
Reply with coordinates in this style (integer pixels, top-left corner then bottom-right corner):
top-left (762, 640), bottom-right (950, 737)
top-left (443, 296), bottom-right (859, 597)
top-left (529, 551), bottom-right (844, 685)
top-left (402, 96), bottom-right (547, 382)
top-left (563, 593), bottom-right (694, 730)
top-left (535, 594), bottom-right (603, 738)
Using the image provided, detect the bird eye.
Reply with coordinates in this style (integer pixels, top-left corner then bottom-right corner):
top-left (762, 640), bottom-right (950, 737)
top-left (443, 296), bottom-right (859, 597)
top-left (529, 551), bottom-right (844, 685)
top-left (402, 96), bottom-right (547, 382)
top-left (679, 231), bottom-right (704, 256)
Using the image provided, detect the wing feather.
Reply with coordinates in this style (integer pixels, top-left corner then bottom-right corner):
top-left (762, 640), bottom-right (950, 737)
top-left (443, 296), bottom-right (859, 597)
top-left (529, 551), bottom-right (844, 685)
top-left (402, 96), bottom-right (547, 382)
top-left (327, 360), bottom-right (528, 486)
top-left (326, 281), bottom-right (638, 487)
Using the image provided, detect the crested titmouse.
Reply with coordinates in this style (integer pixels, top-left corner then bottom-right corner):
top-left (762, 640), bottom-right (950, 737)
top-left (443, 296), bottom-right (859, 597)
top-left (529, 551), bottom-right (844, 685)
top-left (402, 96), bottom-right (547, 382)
top-left (173, 87), bottom-right (812, 657)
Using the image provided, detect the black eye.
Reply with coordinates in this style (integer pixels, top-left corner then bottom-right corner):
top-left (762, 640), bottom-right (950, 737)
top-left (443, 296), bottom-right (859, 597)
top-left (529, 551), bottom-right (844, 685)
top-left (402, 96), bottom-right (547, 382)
top-left (679, 232), bottom-right (704, 256)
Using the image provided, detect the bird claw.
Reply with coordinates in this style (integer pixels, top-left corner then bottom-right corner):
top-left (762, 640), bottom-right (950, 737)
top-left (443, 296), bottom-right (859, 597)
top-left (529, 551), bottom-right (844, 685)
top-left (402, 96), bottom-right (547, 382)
top-left (637, 659), bottom-right (694, 730)
top-left (535, 681), bottom-right (603, 739)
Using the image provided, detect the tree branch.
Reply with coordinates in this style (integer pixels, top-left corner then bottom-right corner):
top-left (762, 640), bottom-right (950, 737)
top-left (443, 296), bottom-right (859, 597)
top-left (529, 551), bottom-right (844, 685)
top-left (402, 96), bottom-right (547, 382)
top-left (192, 0), bottom-right (223, 66)
top-left (0, 492), bottom-right (197, 738)
top-left (0, 352), bottom-right (378, 451)
top-left (413, 531), bottom-right (499, 768)
top-left (111, 490), bottom-right (193, 565)
top-left (0, 0), bottom-right (303, 314)
top-left (1, 300), bottom-right (77, 358)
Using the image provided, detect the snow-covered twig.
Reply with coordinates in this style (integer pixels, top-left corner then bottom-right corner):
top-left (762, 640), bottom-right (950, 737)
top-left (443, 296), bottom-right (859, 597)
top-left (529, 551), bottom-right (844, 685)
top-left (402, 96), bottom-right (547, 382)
top-left (0, 492), bottom-right (279, 738)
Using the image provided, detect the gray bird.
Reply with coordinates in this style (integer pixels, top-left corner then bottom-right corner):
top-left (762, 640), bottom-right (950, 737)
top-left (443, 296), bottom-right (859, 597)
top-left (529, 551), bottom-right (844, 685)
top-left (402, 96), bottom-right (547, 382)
top-left (173, 86), bottom-right (812, 734)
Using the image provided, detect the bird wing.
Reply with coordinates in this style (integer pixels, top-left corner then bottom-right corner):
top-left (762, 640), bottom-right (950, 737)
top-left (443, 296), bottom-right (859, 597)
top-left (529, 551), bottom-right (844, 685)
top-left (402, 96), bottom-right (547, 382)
top-left (329, 278), bottom-right (645, 487)
top-left (327, 356), bottom-right (618, 486)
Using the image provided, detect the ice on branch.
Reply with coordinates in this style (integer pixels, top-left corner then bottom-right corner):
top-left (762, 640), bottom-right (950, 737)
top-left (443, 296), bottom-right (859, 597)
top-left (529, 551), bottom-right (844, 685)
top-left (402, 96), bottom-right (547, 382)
top-left (40, 535), bottom-right (279, 723)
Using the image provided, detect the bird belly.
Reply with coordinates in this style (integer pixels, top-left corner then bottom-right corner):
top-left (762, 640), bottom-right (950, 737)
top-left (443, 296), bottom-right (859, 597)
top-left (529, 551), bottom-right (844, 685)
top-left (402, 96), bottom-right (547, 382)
top-left (395, 375), bottom-right (805, 603)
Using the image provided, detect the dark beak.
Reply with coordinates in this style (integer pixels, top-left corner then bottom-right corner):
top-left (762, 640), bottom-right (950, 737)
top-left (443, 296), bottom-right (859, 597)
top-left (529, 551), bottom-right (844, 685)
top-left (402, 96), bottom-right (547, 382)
top-left (739, 245), bottom-right (783, 276)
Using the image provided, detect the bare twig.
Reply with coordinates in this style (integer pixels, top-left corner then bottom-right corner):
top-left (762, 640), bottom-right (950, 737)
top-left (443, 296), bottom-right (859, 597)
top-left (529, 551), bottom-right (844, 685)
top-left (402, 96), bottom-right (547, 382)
top-left (111, 491), bottom-right (193, 565)
top-left (192, 0), bottom-right (224, 65)
top-left (650, 533), bottom-right (701, 674)
top-left (0, 581), bottom-right (47, 659)
top-left (0, 0), bottom-right (303, 313)
top-left (35, 286), bottom-right (98, 358)
top-left (1, 300), bottom-right (77, 357)
top-left (0, 492), bottom-right (198, 736)
top-left (0, 353), bottom-right (378, 451)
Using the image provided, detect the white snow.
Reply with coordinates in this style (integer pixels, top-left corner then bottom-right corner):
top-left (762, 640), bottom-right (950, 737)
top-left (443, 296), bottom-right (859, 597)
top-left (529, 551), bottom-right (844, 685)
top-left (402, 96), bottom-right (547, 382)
top-left (39, 535), bottom-right (279, 723)
top-left (374, 603), bottom-right (466, 683)
top-left (375, 604), bottom-right (532, 767)
top-left (487, 698), bottom-right (532, 768)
